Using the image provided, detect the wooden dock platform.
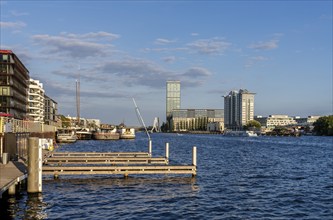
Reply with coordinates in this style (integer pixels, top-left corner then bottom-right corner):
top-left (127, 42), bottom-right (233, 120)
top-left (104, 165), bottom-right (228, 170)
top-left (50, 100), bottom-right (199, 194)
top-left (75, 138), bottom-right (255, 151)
top-left (44, 156), bottom-right (168, 165)
top-left (42, 165), bottom-right (196, 176)
top-left (0, 161), bottom-right (27, 198)
top-left (42, 146), bottom-right (197, 177)
top-left (49, 152), bottom-right (151, 157)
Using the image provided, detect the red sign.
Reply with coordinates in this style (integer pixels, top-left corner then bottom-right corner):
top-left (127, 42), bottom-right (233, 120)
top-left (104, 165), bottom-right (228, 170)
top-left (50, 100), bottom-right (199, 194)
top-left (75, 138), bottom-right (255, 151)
top-left (0, 113), bottom-right (13, 117)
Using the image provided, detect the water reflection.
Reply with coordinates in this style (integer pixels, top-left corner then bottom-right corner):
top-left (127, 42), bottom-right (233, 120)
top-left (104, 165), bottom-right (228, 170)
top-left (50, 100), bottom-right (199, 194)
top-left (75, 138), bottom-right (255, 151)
top-left (24, 193), bottom-right (48, 219)
top-left (0, 192), bottom-right (48, 220)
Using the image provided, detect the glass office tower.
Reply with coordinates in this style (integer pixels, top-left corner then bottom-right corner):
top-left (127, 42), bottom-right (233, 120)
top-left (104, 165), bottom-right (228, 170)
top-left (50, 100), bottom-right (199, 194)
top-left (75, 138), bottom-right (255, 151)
top-left (166, 81), bottom-right (181, 130)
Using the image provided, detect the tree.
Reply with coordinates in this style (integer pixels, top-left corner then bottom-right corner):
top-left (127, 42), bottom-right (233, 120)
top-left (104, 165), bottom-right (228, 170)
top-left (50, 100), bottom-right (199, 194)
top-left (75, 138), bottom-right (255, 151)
top-left (60, 115), bottom-right (70, 128)
top-left (243, 120), bottom-right (261, 131)
top-left (313, 115), bottom-right (333, 136)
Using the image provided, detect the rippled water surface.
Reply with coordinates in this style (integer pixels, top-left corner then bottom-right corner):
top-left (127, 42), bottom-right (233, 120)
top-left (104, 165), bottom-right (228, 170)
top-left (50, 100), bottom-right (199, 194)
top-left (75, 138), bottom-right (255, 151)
top-left (1, 133), bottom-right (333, 219)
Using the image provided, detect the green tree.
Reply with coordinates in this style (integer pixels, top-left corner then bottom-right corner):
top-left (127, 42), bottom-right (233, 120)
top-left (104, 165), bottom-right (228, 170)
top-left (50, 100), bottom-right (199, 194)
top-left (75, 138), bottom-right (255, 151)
top-left (313, 115), bottom-right (333, 136)
top-left (160, 122), bottom-right (168, 132)
top-left (243, 120), bottom-right (261, 131)
top-left (60, 115), bottom-right (71, 128)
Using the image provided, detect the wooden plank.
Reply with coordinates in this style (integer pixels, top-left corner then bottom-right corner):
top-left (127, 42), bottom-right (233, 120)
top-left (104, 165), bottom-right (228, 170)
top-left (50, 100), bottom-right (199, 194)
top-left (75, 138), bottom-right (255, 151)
top-left (0, 161), bottom-right (28, 197)
top-left (50, 152), bottom-right (150, 157)
top-left (42, 165), bottom-right (196, 175)
top-left (44, 157), bottom-right (168, 165)
top-left (43, 165), bottom-right (195, 170)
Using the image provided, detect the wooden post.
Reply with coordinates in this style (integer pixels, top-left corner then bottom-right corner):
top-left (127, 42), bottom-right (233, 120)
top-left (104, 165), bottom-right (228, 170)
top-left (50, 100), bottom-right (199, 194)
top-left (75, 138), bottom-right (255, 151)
top-left (8, 184), bottom-right (16, 195)
top-left (165, 142), bottom-right (169, 160)
top-left (192, 146), bottom-right (197, 166)
top-left (192, 146), bottom-right (197, 177)
top-left (28, 137), bottom-right (42, 193)
top-left (148, 140), bottom-right (152, 156)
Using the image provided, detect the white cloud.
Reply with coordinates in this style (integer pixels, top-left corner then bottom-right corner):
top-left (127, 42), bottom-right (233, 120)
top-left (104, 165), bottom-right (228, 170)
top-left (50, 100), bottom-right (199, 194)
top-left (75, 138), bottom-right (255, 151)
top-left (154, 38), bottom-right (176, 45)
top-left (10, 10), bottom-right (29, 17)
top-left (98, 58), bottom-right (212, 89)
top-left (0, 21), bottom-right (26, 28)
top-left (245, 56), bottom-right (269, 68)
top-left (187, 38), bottom-right (231, 55)
top-left (61, 31), bottom-right (120, 41)
top-left (162, 56), bottom-right (176, 63)
top-left (182, 67), bottom-right (212, 78)
top-left (248, 39), bottom-right (279, 50)
top-left (32, 32), bottom-right (118, 58)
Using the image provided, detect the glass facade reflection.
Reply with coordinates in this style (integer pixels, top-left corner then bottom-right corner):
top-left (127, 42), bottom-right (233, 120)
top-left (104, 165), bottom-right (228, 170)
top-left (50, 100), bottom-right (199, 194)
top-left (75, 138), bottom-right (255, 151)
top-left (166, 81), bottom-right (181, 130)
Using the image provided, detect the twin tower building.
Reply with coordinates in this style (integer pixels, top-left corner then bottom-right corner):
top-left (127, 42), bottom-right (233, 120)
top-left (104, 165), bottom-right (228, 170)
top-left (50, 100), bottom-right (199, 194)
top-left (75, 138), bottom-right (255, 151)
top-left (166, 80), bottom-right (255, 131)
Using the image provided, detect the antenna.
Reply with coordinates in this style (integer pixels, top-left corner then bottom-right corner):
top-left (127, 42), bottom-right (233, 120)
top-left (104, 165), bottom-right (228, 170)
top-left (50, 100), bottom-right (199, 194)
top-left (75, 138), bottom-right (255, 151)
top-left (132, 98), bottom-right (151, 141)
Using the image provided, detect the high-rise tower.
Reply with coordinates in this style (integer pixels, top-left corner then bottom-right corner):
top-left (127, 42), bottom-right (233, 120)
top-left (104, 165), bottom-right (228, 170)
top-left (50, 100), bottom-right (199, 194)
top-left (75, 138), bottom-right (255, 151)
top-left (224, 89), bottom-right (255, 129)
top-left (166, 81), bottom-right (181, 130)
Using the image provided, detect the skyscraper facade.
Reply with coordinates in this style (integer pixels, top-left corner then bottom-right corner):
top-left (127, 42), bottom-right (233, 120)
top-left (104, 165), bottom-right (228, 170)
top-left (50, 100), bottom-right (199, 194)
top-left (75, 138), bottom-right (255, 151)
top-left (224, 89), bottom-right (255, 129)
top-left (166, 80), bottom-right (181, 130)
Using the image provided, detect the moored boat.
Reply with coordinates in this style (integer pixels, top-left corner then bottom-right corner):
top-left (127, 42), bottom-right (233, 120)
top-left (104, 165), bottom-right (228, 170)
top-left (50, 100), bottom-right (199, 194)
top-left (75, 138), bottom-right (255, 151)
top-left (76, 128), bottom-right (93, 140)
top-left (224, 130), bottom-right (257, 137)
top-left (93, 127), bottom-right (120, 140)
top-left (56, 128), bottom-right (77, 143)
top-left (118, 128), bottom-right (136, 139)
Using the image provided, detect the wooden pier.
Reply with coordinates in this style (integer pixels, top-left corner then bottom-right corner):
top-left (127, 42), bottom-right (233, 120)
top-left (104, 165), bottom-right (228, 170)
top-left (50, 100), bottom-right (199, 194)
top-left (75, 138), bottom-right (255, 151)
top-left (42, 165), bottom-right (196, 176)
top-left (43, 144), bottom-right (197, 177)
top-left (0, 161), bottom-right (27, 198)
top-left (1, 138), bottom-right (197, 198)
top-left (44, 155), bottom-right (168, 165)
top-left (49, 152), bottom-right (151, 157)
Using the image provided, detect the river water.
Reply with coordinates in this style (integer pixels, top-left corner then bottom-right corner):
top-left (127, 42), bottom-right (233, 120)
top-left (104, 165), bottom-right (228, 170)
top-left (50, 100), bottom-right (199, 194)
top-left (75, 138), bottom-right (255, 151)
top-left (1, 133), bottom-right (332, 219)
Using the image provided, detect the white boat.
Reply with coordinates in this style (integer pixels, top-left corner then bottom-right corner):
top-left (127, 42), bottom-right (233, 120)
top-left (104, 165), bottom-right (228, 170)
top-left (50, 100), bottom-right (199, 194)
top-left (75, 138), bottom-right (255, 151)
top-left (224, 130), bottom-right (257, 137)
top-left (118, 128), bottom-right (136, 139)
top-left (76, 128), bottom-right (93, 140)
top-left (56, 128), bottom-right (77, 143)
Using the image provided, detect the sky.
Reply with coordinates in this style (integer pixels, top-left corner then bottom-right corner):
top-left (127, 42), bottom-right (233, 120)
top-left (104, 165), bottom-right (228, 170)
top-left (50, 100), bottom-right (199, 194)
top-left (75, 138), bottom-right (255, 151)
top-left (1, 0), bottom-right (332, 126)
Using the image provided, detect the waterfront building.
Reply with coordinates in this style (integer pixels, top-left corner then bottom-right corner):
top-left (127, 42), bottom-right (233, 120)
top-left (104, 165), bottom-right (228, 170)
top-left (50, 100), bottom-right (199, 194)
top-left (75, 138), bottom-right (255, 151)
top-left (166, 80), bottom-right (181, 130)
top-left (224, 89), bottom-right (255, 130)
top-left (171, 109), bottom-right (224, 132)
top-left (27, 78), bottom-right (45, 122)
top-left (255, 115), bottom-right (297, 129)
top-left (207, 121), bottom-right (224, 132)
top-left (44, 95), bottom-right (59, 126)
top-left (294, 116), bottom-right (320, 126)
top-left (0, 50), bottom-right (29, 119)
top-left (66, 116), bottom-right (101, 129)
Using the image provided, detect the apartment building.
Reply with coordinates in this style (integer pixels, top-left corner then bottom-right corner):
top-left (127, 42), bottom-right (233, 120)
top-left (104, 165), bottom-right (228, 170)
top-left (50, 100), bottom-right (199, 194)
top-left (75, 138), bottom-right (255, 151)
top-left (44, 95), bottom-right (59, 126)
top-left (0, 50), bottom-right (29, 119)
top-left (255, 115), bottom-right (297, 128)
top-left (27, 78), bottom-right (45, 122)
top-left (224, 89), bottom-right (255, 129)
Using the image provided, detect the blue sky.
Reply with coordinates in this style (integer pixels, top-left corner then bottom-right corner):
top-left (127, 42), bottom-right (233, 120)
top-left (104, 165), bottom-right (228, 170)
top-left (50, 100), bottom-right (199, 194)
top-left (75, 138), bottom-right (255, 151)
top-left (1, 1), bottom-right (332, 126)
